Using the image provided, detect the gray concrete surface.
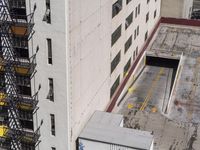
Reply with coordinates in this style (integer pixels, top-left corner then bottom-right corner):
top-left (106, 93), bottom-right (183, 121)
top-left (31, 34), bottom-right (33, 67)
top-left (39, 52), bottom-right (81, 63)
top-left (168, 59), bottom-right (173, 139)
top-left (116, 24), bottom-right (200, 150)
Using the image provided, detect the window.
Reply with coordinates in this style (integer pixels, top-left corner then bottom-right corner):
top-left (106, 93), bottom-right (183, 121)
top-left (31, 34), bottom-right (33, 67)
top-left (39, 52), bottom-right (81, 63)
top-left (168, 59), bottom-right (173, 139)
top-left (16, 75), bottom-right (31, 96)
top-left (50, 114), bottom-right (55, 136)
top-left (136, 46), bottom-right (138, 56)
top-left (147, 0), bottom-right (150, 4)
top-left (52, 147), bottom-right (56, 150)
top-left (22, 143), bottom-right (34, 150)
top-left (146, 12), bottom-right (149, 23)
top-left (47, 78), bottom-right (54, 101)
top-left (20, 120), bottom-right (33, 130)
top-left (154, 10), bottom-right (157, 18)
top-left (135, 7), bottom-right (138, 18)
top-left (43, 0), bottom-right (51, 23)
top-left (112, 0), bottom-right (122, 18)
top-left (124, 35), bottom-right (132, 53)
top-left (18, 85), bottom-right (31, 96)
top-left (13, 36), bottom-right (28, 48)
top-left (133, 51), bottom-right (136, 61)
top-left (110, 75), bottom-right (120, 98)
top-left (145, 31), bottom-right (148, 41)
top-left (47, 39), bottom-right (52, 64)
top-left (134, 29), bottom-right (137, 40)
top-left (16, 48), bottom-right (29, 58)
top-left (111, 51), bottom-right (121, 73)
top-left (125, 12), bottom-right (133, 29)
top-left (126, 0), bottom-right (132, 4)
top-left (137, 26), bottom-right (139, 36)
top-left (124, 58), bottom-right (131, 77)
top-left (138, 4), bottom-right (140, 15)
top-left (111, 25), bottom-right (122, 46)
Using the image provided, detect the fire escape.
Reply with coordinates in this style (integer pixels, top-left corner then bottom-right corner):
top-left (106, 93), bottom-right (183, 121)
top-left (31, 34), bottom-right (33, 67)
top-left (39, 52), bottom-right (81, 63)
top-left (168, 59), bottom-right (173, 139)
top-left (0, 0), bottom-right (40, 149)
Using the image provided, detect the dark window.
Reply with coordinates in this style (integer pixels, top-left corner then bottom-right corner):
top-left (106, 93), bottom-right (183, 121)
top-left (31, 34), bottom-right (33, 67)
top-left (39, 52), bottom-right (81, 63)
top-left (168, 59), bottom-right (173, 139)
top-left (52, 147), bottom-right (56, 150)
top-left (126, 0), bottom-right (132, 4)
top-left (18, 86), bottom-right (31, 96)
top-left (147, 0), bottom-right (150, 4)
top-left (134, 29), bottom-right (137, 40)
top-left (19, 110), bottom-right (33, 121)
top-left (15, 48), bottom-right (29, 58)
top-left (125, 12), bottom-right (133, 29)
top-left (124, 58), bottom-right (131, 76)
top-left (43, 0), bottom-right (51, 23)
top-left (22, 143), bottom-right (34, 150)
top-left (10, 0), bottom-right (26, 9)
top-left (50, 114), bottom-right (55, 136)
top-left (47, 78), bottom-right (54, 101)
top-left (135, 7), bottom-right (138, 18)
top-left (145, 31), bottom-right (148, 41)
top-left (133, 51), bottom-right (136, 61)
top-left (124, 35), bottom-right (132, 53)
top-left (146, 12), bottom-right (149, 23)
top-left (111, 51), bottom-right (121, 73)
top-left (136, 46), bottom-right (138, 56)
top-left (110, 75), bottom-right (120, 98)
top-left (138, 4), bottom-right (140, 15)
top-left (111, 25), bottom-right (122, 46)
top-left (112, 0), bottom-right (122, 18)
top-left (20, 120), bottom-right (34, 130)
top-left (10, 2), bottom-right (26, 20)
top-left (13, 36), bottom-right (28, 48)
top-left (137, 26), bottom-right (139, 36)
top-left (154, 10), bottom-right (157, 18)
top-left (47, 39), bottom-right (52, 64)
top-left (16, 75), bottom-right (31, 86)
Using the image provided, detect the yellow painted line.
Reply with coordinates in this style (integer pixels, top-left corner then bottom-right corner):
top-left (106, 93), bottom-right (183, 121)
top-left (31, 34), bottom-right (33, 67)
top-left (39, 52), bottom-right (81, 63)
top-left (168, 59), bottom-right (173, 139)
top-left (128, 87), bottom-right (136, 94)
top-left (127, 103), bottom-right (134, 109)
top-left (140, 68), bottom-right (164, 111)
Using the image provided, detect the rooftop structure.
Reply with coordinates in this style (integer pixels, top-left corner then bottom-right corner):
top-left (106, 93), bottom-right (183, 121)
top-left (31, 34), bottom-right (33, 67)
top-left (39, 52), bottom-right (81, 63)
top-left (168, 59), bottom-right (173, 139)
top-left (79, 111), bottom-right (154, 150)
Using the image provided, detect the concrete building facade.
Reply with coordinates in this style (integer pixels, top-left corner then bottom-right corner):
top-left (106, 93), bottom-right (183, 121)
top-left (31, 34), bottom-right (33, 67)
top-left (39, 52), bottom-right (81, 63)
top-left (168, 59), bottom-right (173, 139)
top-left (161, 0), bottom-right (193, 18)
top-left (26, 0), bottom-right (161, 150)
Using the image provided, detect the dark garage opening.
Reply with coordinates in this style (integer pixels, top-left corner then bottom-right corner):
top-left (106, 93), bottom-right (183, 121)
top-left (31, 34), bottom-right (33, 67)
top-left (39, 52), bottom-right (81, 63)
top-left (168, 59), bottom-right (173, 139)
top-left (146, 56), bottom-right (180, 93)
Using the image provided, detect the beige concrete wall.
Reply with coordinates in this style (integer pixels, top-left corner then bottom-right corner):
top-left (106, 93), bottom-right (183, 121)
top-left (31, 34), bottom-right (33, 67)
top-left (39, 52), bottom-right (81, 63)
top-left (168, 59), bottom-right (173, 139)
top-left (161, 0), bottom-right (183, 18)
top-left (70, 0), bottom-right (161, 149)
top-left (161, 0), bottom-right (193, 18)
top-left (69, 0), bottom-right (111, 149)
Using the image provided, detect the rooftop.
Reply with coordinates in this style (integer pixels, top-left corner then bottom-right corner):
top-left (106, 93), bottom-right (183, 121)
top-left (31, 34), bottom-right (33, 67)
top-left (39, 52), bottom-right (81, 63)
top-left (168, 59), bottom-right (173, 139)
top-left (112, 18), bottom-right (200, 150)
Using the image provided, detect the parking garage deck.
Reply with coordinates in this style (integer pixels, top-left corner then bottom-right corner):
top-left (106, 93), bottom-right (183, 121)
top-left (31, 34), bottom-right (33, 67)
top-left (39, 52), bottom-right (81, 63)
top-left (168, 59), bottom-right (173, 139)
top-left (115, 23), bottom-right (200, 150)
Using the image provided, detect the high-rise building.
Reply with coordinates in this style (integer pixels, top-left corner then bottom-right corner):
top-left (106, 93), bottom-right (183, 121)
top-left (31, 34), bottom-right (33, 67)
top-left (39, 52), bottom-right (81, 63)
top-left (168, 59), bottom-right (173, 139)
top-left (0, 0), bottom-right (161, 150)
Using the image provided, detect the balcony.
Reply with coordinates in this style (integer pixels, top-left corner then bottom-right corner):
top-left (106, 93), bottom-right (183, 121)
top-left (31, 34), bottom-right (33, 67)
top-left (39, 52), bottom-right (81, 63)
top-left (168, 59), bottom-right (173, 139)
top-left (0, 125), bottom-right (39, 146)
top-left (0, 125), bottom-right (8, 138)
top-left (0, 57), bottom-right (36, 75)
top-left (0, 91), bottom-right (38, 112)
top-left (0, 92), bottom-right (7, 106)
